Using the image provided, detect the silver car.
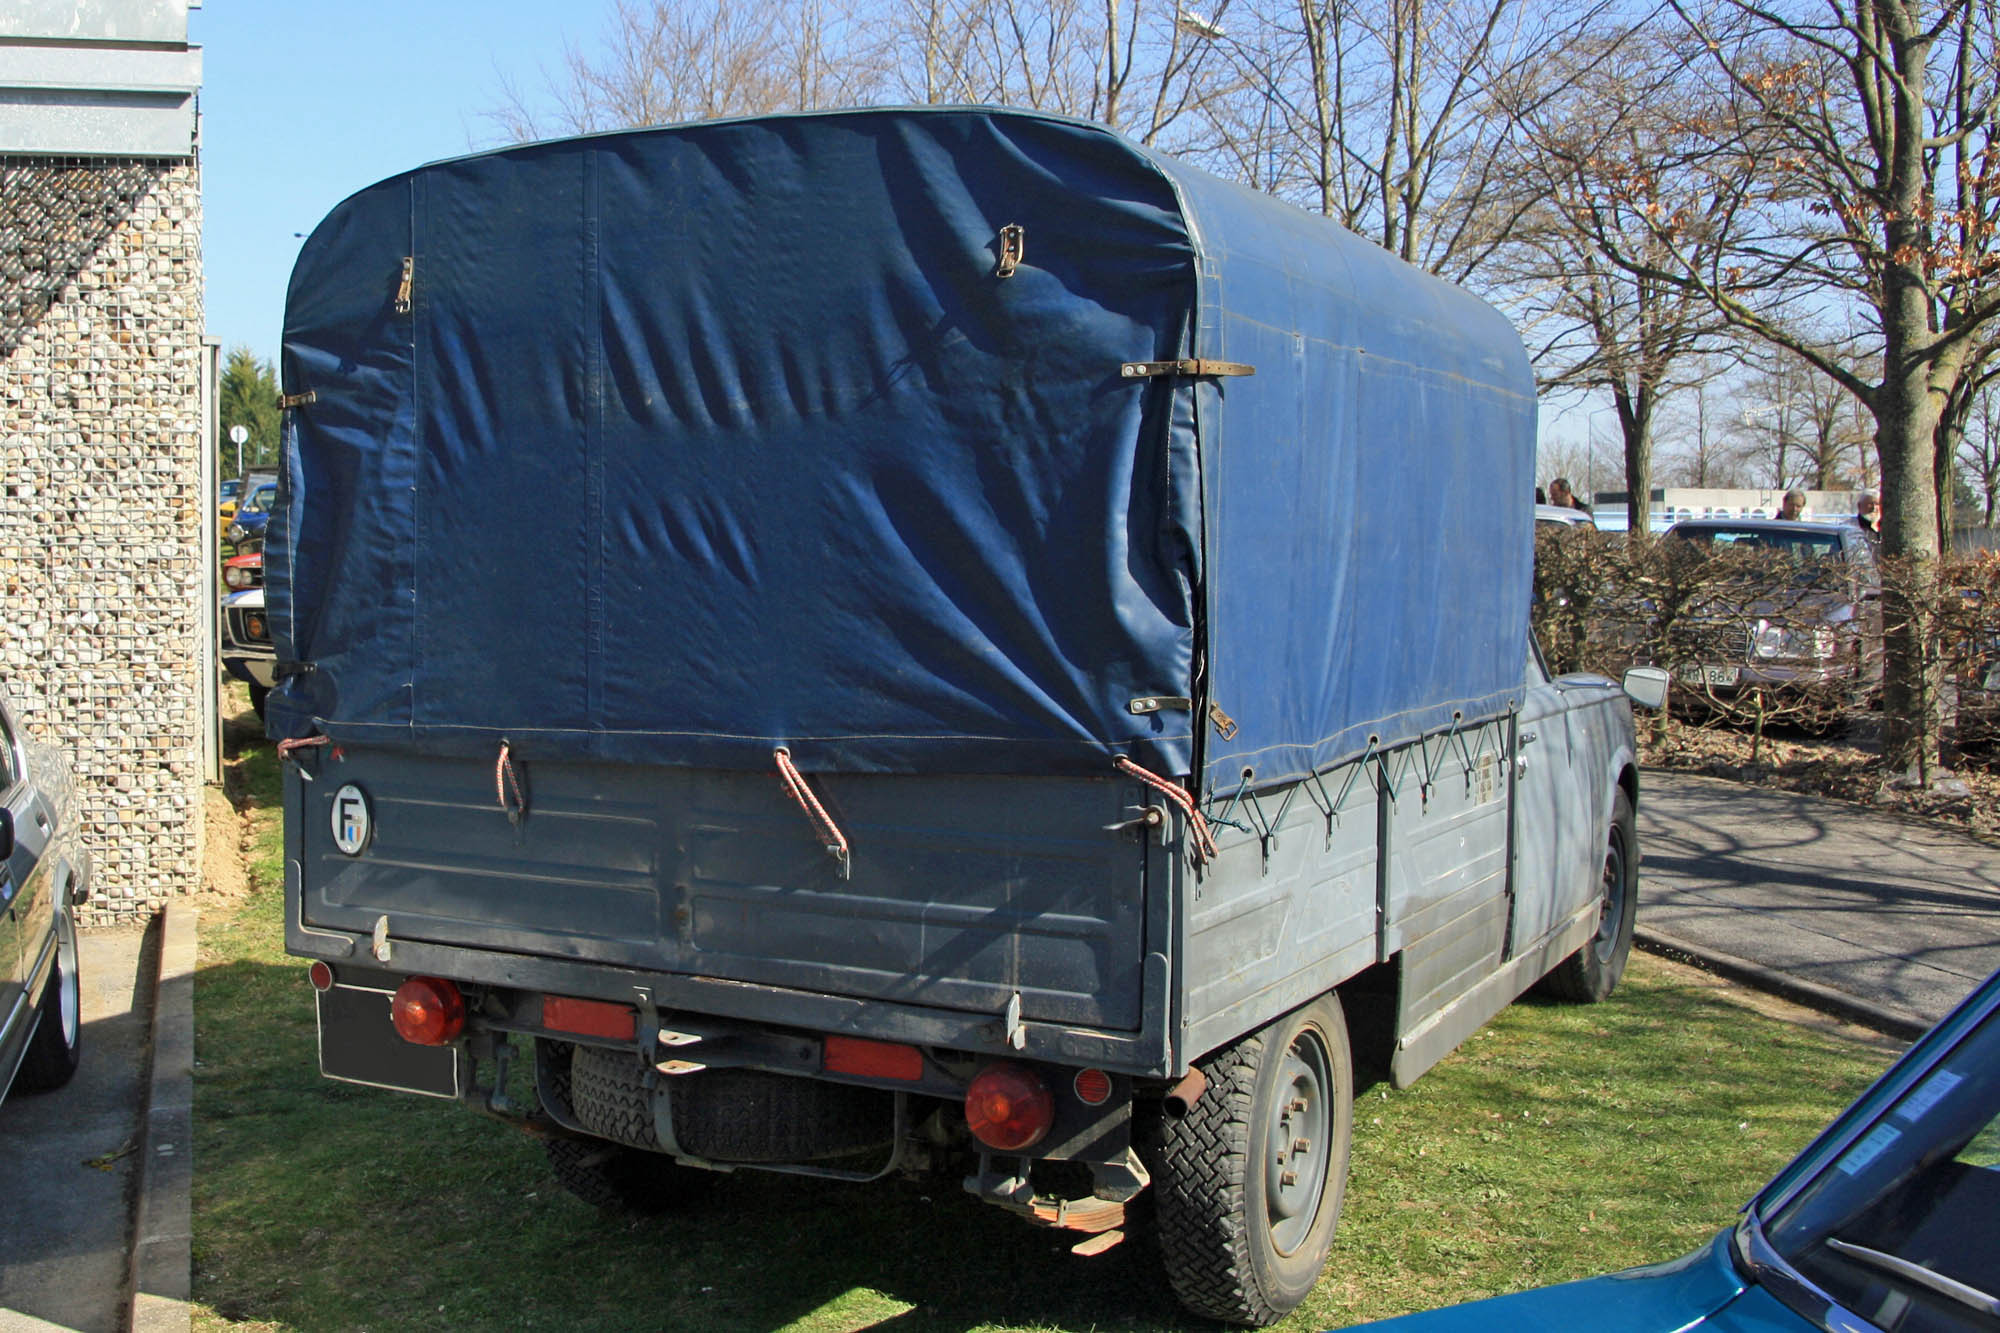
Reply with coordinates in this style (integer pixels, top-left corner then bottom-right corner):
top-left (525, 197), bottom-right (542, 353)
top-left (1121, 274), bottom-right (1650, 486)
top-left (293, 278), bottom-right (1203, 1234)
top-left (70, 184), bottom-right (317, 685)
top-left (0, 687), bottom-right (91, 1104)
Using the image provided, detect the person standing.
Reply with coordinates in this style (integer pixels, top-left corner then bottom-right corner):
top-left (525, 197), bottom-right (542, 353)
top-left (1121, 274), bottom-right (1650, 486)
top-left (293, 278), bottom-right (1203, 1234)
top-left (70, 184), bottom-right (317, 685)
top-left (1856, 491), bottom-right (1882, 544)
top-left (1548, 477), bottom-right (1591, 514)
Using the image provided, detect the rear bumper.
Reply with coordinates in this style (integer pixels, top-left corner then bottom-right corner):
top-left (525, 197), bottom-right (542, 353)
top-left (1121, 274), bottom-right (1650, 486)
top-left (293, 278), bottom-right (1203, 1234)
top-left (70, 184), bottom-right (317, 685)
top-left (285, 896), bottom-right (1178, 1078)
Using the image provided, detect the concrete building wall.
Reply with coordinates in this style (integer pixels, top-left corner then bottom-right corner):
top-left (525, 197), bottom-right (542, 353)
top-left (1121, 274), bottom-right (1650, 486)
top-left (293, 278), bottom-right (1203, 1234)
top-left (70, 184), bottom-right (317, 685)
top-left (1, 154), bottom-right (205, 920)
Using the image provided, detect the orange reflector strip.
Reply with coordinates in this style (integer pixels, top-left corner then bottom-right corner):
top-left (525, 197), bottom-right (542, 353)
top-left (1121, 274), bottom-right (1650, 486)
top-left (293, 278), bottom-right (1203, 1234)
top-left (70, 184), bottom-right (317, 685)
top-left (542, 995), bottom-right (637, 1041)
top-left (823, 1034), bottom-right (925, 1082)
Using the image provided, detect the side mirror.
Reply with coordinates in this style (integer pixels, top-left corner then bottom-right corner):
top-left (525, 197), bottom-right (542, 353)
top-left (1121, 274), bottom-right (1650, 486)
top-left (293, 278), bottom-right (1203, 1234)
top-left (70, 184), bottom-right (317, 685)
top-left (1622, 666), bottom-right (1670, 712)
top-left (0, 807), bottom-right (14, 861)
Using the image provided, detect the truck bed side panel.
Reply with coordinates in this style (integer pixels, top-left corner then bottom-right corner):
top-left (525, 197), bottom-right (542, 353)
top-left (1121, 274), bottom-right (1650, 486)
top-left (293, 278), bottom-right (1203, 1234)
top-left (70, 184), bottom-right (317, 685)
top-left (1178, 756), bottom-right (1379, 1062)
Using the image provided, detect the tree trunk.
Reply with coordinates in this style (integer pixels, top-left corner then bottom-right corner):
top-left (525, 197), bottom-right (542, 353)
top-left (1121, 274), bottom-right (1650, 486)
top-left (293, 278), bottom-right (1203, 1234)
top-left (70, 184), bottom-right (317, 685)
top-left (1616, 383), bottom-right (1655, 536)
top-left (1876, 313), bottom-right (1943, 778)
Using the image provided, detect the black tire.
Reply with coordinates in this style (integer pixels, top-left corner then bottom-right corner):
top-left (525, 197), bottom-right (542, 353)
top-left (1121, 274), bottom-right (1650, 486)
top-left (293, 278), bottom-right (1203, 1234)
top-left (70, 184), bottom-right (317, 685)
top-left (17, 909), bottom-right (82, 1092)
top-left (541, 1135), bottom-right (697, 1215)
top-left (670, 1067), bottom-right (893, 1163)
top-left (1543, 789), bottom-right (1638, 1003)
top-left (1150, 994), bottom-right (1353, 1327)
top-left (568, 1043), bottom-right (668, 1150)
top-left (247, 682), bottom-right (269, 720)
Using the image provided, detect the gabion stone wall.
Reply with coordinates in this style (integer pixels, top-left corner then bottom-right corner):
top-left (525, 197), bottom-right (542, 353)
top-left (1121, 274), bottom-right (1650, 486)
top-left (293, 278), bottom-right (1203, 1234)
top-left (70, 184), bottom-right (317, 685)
top-left (0, 156), bottom-right (205, 921)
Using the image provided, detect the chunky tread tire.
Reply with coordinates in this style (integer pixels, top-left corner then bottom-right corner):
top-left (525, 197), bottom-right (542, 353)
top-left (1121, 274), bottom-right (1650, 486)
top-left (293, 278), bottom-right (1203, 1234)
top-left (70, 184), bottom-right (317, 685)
top-left (567, 1042), bottom-right (893, 1165)
top-left (670, 1067), bottom-right (892, 1163)
top-left (1150, 995), bottom-right (1353, 1327)
top-left (17, 911), bottom-right (81, 1093)
top-left (1543, 790), bottom-right (1638, 1003)
top-left (568, 1043), bottom-right (666, 1150)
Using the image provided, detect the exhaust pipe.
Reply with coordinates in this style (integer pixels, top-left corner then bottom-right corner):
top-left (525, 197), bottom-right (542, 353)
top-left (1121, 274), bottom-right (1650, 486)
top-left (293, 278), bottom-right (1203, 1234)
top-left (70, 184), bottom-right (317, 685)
top-left (1161, 1066), bottom-right (1208, 1119)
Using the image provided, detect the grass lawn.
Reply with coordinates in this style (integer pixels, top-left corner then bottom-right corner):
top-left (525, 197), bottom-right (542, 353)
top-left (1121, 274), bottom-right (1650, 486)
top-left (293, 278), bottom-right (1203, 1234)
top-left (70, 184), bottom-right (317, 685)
top-left (193, 715), bottom-right (1893, 1332)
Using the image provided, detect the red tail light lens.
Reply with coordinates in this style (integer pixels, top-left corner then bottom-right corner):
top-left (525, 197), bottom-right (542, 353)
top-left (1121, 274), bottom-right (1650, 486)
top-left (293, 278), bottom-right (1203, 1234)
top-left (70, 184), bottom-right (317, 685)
top-left (307, 961), bottom-right (334, 992)
top-left (824, 1035), bottom-right (925, 1082)
top-left (965, 1063), bottom-right (1055, 1151)
top-left (1073, 1067), bottom-right (1113, 1106)
top-left (390, 976), bottom-right (466, 1046)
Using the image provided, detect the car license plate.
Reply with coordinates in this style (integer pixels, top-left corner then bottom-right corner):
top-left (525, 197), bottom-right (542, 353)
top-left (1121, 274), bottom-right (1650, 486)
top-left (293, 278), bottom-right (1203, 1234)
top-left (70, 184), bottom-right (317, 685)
top-left (316, 972), bottom-right (464, 1099)
top-left (1679, 665), bottom-right (1740, 687)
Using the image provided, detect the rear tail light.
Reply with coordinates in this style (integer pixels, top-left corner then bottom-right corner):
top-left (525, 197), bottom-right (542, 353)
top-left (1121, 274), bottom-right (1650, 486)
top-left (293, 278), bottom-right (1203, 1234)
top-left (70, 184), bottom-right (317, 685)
top-left (390, 976), bottom-right (466, 1046)
top-left (965, 1062), bottom-right (1055, 1151)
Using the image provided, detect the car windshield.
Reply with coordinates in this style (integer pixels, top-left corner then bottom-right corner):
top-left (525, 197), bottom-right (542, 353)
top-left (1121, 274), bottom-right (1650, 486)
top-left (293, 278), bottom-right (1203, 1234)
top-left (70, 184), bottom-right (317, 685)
top-left (1760, 994), bottom-right (2000, 1331)
top-left (221, 480), bottom-right (242, 500)
top-left (1673, 527), bottom-right (1845, 562)
top-left (240, 484), bottom-right (276, 514)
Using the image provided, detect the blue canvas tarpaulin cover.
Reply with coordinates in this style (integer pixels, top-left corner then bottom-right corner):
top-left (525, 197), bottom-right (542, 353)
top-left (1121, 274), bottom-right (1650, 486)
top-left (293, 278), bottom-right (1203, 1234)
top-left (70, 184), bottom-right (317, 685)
top-left (268, 108), bottom-right (1535, 793)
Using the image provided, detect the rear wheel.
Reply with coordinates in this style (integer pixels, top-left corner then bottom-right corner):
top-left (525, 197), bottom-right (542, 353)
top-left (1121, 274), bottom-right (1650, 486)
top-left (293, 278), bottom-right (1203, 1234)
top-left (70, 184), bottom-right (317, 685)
top-left (545, 1045), bottom-right (704, 1213)
top-left (18, 909), bottom-right (82, 1092)
top-left (1150, 994), bottom-right (1353, 1326)
top-left (1543, 790), bottom-right (1638, 1003)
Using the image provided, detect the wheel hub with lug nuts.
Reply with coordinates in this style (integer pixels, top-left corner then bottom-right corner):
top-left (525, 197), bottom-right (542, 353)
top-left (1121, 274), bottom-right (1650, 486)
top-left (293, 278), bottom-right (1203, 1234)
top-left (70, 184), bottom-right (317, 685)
top-left (1267, 1036), bottom-right (1331, 1251)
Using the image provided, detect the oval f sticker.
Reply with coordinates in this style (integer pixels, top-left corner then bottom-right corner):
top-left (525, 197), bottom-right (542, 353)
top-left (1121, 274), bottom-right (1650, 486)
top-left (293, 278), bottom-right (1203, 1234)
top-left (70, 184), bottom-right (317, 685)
top-left (331, 784), bottom-right (372, 856)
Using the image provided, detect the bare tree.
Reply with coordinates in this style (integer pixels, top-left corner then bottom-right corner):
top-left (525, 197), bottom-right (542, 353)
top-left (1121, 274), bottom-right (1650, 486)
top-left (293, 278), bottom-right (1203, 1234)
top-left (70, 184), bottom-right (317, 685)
top-left (882, 0), bottom-right (1217, 143)
top-left (1961, 374), bottom-right (2000, 525)
top-left (1567, 0), bottom-right (2000, 777)
top-left (1169, 0), bottom-right (1611, 282)
top-left (483, 0), bottom-right (880, 142)
top-left (1655, 371), bottom-right (1761, 487)
top-left (1512, 25), bottom-right (1749, 533)
top-left (1733, 344), bottom-right (1874, 489)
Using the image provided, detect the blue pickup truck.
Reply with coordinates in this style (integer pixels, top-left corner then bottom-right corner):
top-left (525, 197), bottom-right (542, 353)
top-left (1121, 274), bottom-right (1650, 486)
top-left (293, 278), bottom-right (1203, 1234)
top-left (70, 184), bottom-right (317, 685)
top-left (267, 109), bottom-right (1659, 1326)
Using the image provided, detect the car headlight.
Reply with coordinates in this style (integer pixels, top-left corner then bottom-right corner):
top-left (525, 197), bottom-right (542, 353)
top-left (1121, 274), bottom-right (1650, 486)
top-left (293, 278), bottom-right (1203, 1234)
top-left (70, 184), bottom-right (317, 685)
top-left (223, 565), bottom-right (253, 589)
top-left (244, 612), bottom-right (269, 643)
top-left (1753, 620), bottom-right (1834, 661)
top-left (226, 524), bottom-right (244, 543)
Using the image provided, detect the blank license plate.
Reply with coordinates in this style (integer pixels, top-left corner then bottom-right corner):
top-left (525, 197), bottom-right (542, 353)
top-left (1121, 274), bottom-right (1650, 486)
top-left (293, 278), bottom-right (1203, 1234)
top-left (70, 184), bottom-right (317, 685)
top-left (317, 980), bottom-right (464, 1099)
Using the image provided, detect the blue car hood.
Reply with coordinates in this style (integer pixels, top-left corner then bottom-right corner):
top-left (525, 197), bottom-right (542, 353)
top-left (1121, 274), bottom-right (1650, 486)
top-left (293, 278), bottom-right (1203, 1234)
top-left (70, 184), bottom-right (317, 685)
top-left (1358, 1232), bottom-right (1750, 1333)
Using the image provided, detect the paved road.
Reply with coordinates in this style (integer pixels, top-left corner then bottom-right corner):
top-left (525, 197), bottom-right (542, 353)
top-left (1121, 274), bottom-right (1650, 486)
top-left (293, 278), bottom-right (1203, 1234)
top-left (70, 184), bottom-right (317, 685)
top-left (1637, 770), bottom-right (2000, 1027)
top-left (0, 924), bottom-right (155, 1333)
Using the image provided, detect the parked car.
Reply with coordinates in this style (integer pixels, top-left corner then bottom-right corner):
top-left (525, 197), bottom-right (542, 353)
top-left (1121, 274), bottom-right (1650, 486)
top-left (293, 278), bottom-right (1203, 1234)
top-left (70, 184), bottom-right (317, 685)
top-left (225, 481), bottom-right (278, 547)
top-left (218, 477), bottom-right (242, 526)
top-left (0, 686), bottom-right (91, 1105)
top-left (1661, 518), bottom-right (1882, 717)
top-left (220, 587), bottom-right (276, 717)
top-left (1947, 613), bottom-right (2000, 750)
top-left (222, 540), bottom-right (263, 591)
top-left (1348, 962), bottom-right (2000, 1333)
top-left (1537, 503), bottom-right (1597, 529)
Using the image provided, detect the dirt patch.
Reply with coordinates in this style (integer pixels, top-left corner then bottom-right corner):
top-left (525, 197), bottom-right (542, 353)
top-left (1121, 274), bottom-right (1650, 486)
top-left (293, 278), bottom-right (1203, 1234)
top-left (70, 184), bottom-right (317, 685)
top-left (1641, 714), bottom-right (2000, 843)
top-left (200, 785), bottom-right (249, 903)
top-left (200, 682), bottom-right (266, 906)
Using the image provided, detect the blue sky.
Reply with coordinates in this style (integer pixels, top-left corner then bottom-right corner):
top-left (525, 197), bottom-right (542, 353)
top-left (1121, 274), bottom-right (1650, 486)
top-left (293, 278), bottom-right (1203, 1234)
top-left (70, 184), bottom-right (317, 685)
top-left (198, 1), bottom-right (591, 359)
top-left (194, 1), bottom-right (1606, 462)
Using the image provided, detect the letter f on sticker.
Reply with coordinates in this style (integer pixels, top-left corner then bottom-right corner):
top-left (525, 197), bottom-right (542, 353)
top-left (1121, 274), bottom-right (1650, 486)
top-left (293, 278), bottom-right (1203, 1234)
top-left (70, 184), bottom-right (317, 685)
top-left (332, 784), bottom-right (370, 854)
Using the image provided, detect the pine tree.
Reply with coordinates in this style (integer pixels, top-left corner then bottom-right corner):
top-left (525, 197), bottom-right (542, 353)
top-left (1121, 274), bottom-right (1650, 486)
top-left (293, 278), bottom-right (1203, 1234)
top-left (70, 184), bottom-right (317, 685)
top-left (218, 345), bottom-right (280, 478)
